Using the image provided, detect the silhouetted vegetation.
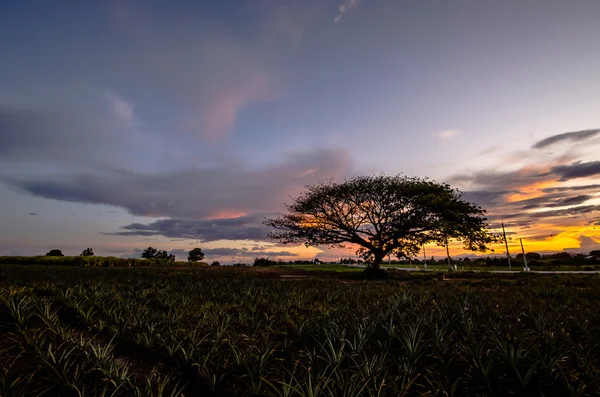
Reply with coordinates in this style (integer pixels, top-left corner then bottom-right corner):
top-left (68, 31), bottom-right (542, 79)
top-left (0, 256), bottom-right (203, 268)
top-left (188, 247), bottom-right (205, 264)
top-left (45, 249), bottom-right (64, 257)
top-left (253, 257), bottom-right (278, 267)
top-left (266, 175), bottom-right (498, 272)
top-left (80, 247), bottom-right (94, 257)
top-left (141, 246), bottom-right (175, 265)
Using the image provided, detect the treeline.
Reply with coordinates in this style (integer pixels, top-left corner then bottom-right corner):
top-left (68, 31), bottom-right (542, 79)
top-left (0, 256), bottom-right (206, 268)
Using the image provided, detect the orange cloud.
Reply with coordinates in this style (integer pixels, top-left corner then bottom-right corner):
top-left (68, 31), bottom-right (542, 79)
top-left (200, 75), bottom-right (274, 140)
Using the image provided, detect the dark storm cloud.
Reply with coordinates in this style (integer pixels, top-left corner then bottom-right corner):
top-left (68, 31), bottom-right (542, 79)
top-left (532, 129), bottom-right (600, 149)
top-left (104, 215), bottom-right (272, 242)
top-left (4, 149), bottom-right (353, 220)
top-left (548, 161), bottom-right (600, 181)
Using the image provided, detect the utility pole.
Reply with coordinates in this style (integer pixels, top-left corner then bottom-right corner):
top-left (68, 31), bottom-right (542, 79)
top-left (445, 238), bottom-right (453, 271)
top-left (502, 222), bottom-right (512, 271)
top-left (520, 238), bottom-right (529, 272)
top-left (423, 245), bottom-right (427, 269)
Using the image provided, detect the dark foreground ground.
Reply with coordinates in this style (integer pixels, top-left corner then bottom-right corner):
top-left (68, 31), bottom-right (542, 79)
top-left (1, 265), bottom-right (599, 396)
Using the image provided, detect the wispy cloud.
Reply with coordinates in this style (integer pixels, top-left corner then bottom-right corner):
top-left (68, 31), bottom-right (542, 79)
top-left (334, 0), bottom-right (359, 23)
top-left (103, 91), bottom-right (136, 125)
top-left (437, 129), bottom-right (459, 139)
top-left (197, 74), bottom-right (273, 140)
top-left (532, 128), bottom-right (600, 149)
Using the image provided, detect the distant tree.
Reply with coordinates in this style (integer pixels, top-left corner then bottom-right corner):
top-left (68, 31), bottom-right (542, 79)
top-left (590, 250), bottom-right (600, 257)
top-left (526, 252), bottom-right (542, 260)
top-left (80, 248), bottom-right (94, 257)
top-left (156, 250), bottom-right (174, 261)
top-left (141, 247), bottom-right (174, 264)
top-left (141, 247), bottom-right (158, 259)
top-left (211, 261), bottom-right (221, 266)
top-left (188, 248), bottom-right (205, 263)
top-left (546, 252), bottom-right (572, 260)
top-left (254, 257), bottom-right (278, 267)
top-left (313, 258), bottom-right (321, 264)
top-left (45, 249), bottom-right (64, 257)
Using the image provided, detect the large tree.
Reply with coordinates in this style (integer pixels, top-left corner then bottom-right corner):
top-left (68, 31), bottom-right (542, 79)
top-left (265, 175), bottom-right (496, 270)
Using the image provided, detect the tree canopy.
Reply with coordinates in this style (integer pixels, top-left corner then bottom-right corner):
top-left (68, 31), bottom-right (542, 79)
top-left (45, 249), bottom-right (64, 257)
top-left (265, 175), bottom-right (497, 270)
top-left (141, 247), bottom-right (175, 263)
top-left (188, 248), bottom-right (205, 263)
top-left (80, 248), bottom-right (94, 257)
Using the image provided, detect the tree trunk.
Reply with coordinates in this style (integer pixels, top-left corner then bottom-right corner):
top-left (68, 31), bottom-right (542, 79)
top-left (372, 256), bottom-right (383, 270)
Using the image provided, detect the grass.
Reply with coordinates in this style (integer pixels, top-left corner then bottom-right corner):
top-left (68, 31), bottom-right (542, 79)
top-left (1, 265), bottom-right (600, 396)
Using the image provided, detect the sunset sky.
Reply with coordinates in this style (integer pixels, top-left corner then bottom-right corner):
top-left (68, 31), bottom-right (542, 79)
top-left (1, 1), bottom-right (599, 262)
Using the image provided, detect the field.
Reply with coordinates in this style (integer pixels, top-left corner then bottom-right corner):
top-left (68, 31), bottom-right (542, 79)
top-left (1, 266), bottom-right (600, 396)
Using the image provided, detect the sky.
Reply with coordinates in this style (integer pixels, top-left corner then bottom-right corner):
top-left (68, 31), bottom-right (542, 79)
top-left (1, 0), bottom-right (599, 263)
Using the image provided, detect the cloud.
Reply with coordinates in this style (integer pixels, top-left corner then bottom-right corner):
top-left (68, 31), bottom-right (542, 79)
top-left (202, 247), bottom-right (297, 258)
top-left (541, 184), bottom-right (600, 193)
top-left (517, 194), bottom-right (593, 210)
top-left (548, 161), bottom-right (600, 181)
top-left (564, 235), bottom-right (600, 254)
top-left (0, 99), bottom-right (163, 171)
top-left (334, 0), bottom-right (359, 23)
top-left (103, 91), bottom-right (135, 125)
top-left (29, 212), bottom-right (37, 216)
top-left (437, 129), bottom-right (459, 139)
top-left (3, 148), bottom-right (353, 220)
top-left (109, 3), bottom-right (299, 140)
top-left (104, 215), bottom-right (272, 242)
top-left (196, 74), bottom-right (273, 140)
top-left (532, 128), bottom-right (600, 149)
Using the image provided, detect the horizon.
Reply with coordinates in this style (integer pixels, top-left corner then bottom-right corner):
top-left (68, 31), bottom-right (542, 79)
top-left (1, 1), bottom-right (599, 263)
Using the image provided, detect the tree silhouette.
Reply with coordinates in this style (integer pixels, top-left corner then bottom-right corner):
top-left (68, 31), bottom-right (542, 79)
top-left (80, 248), bottom-right (94, 257)
top-left (141, 247), bottom-right (158, 259)
top-left (266, 175), bottom-right (496, 272)
top-left (188, 248), bottom-right (205, 263)
top-left (45, 249), bottom-right (64, 257)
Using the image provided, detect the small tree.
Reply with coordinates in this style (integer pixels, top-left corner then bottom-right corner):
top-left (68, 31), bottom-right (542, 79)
top-left (188, 248), bottom-right (205, 263)
top-left (266, 175), bottom-right (497, 271)
top-left (140, 247), bottom-right (174, 265)
top-left (45, 249), bottom-right (64, 257)
top-left (141, 247), bottom-right (158, 259)
top-left (211, 261), bottom-right (221, 266)
top-left (81, 248), bottom-right (94, 257)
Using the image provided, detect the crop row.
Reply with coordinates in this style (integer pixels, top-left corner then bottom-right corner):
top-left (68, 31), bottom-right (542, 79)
top-left (1, 266), bottom-right (600, 396)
